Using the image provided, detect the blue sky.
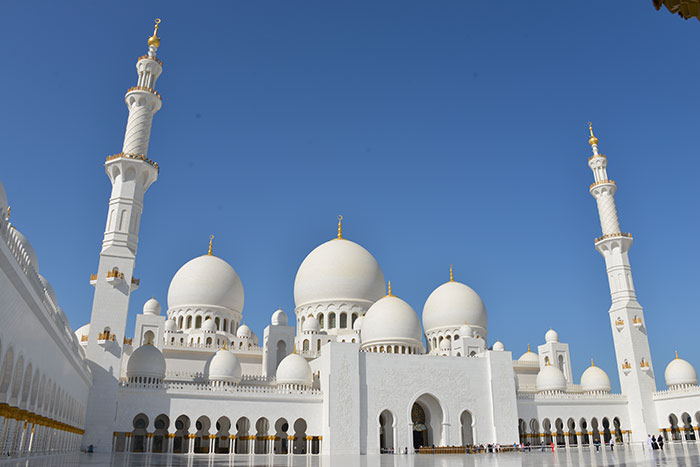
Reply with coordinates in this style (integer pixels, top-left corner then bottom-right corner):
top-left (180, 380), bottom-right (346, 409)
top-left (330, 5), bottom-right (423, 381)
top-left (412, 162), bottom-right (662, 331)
top-left (1, 1), bottom-right (698, 391)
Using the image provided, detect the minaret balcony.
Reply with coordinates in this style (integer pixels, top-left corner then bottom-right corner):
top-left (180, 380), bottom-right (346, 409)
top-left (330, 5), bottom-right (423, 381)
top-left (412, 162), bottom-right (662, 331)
top-left (621, 360), bottom-right (632, 375)
top-left (589, 179), bottom-right (615, 190)
top-left (106, 268), bottom-right (125, 286)
top-left (106, 152), bottom-right (159, 173)
top-left (594, 232), bottom-right (632, 243)
top-left (131, 277), bottom-right (140, 291)
top-left (89, 273), bottom-right (97, 287)
top-left (614, 318), bottom-right (625, 331)
top-left (97, 332), bottom-right (117, 347)
top-left (588, 153), bottom-right (607, 162)
top-left (632, 316), bottom-right (643, 328)
top-left (640, 359), bottom-right (651, 372)
top-left (125, 85), bottom-right (162, 101)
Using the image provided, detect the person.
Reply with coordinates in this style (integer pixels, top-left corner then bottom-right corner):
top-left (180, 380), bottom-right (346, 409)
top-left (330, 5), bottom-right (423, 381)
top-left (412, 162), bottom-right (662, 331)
top-left (87, 445), bottom-right (94, 453)
top-left (652, 435), bottom-right (659, 450)
top-left (647, 435), bottom-right (653, 450)
top-left (594, 439), bottom-right (600, 451)
top-left (541, 441), bottom-right (545, 452)
top-left (551, 440), bottom-right (555, 452)
top-left (658, 436), bottom-right (664, 450)
top-left (609, 437), bottom-right (614, 451)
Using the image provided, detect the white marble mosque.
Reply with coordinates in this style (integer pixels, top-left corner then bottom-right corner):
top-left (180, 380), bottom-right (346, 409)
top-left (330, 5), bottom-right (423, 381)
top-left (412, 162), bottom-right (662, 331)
top-left (0, 20), bottom-right (698, 460)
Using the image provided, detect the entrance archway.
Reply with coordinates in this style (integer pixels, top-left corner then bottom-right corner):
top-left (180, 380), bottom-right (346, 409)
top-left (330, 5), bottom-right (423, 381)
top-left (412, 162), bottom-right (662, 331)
top-left (460, 411), bottom-right (474, 446)
top-left (379, 410), bottom-right (394, 453)
top-left (411, 393), bottom-right (443, 449)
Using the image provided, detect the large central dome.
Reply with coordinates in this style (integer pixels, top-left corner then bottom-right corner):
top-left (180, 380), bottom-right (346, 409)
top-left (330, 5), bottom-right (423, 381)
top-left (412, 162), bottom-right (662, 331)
top-left (294, 238), bottom-right (385, 307)
top-left (168, 254), bottom-right (244, 312)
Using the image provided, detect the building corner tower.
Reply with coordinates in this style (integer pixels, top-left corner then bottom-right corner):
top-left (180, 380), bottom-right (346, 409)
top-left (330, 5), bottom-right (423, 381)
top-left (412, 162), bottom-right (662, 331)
top-left (82, 20), bottom-right (164, 450)
top-left (587, 124), bottom-right (658, 442)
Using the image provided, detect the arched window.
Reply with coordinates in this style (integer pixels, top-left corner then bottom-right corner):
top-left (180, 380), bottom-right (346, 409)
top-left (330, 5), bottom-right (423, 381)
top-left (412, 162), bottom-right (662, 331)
top-left (351, 313), bottom-right (358, 328)
top-left (178, 317), bottom-right (183, 329)
top-left (339, 313), bottom-right (347, 329)
top-left (317, 340), bottom-right (321, 351)
top-left (195, 316), bottom-right (202, 329)
top-left (303, 340), bottom-right (310, 352)
top-left (318, 314), bottom-right (324, 329)
top-left (206, 337), bottom-right (212, 345)
top-left (143, 330), bottom-right (155, 345)
top-left (329, 313), bottom-right (336, 329)
top-left (215, 317), bottom-right (220, 330)
top-left (558, 355), bottom-right (565, 373)
top-left (186, 316), bottom-right (192, 329)
top-left (223, 319), bottom-right (228, 333)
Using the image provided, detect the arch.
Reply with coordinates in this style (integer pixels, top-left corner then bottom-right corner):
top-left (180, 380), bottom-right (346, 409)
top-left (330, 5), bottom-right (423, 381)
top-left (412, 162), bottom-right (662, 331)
top-left (590, 418), bottom-right (601, 443)
top-left (195, 316), bottom-right (202, 329)
top-left (276, 340), bottom-right (287, 368)
top-left (555, 418), bottom-right (565, 446)
top-left (131, 413), bottom-right (149, 452)
top-left (186, 316), bottom-right (192, 329)
top-left (143, 330), bottom-right (155, 345)
top-left (351, 313), bottom-right (358, 328)
top-left (558, 354), bottom-right (565, 373)
top-left (460, 410), bottom-right (474, 446)
top-left (152, 414), bottom-right (169, 453)
top-left (669, 413), bottom-right (681, 440)
top-left (579, 418), bottom-right (589, 445)
top-left (234, 417), bottom-right (250, 454)
top-left (410, 393), bottom-right (444, 448)
top-left (20, 362), bottom-right (32, 406)
top-left (518, 419), bottom-right (527, 445)
top-left (223, 318), bottom-right (228, 333)
top-left (379, 409), bottom-right (395, 453)
top-left (178, 316), bottom-right (184, 329)
top-left (293, 418), bottom-right (307, 454)
top-left (274, 418), bottom-right (289, 454)
top-left (194, 416), bottom-right (211, 453)
top-left (567, 418), bottom-right (577, 445)
top-left (329, 313), bottom-right (336, 329)
top-left (10, 354), bottom-right (24, 403)
top-left (215, 416), bottom-right (231, 453)
top-left (254, 417), bottom-right (270, 454)
top-left (602, 417), bottom-right (611, 443)
top-left (682, 413), bottom-right (695, 440)
top-left (303, 339), bottom-right (310, 352)
top-left (613, 417), bottom-right (623, 443)
top-left (0, 346), bottom-right (15, 399)
top-left (215, 317), bottom-right (220, 330)
top-left (340, 313), bottom-right (347, 329)
top-left (541, 418), bottom-right (552, 445)
top-left (318, 313), bottom-right (324, 329)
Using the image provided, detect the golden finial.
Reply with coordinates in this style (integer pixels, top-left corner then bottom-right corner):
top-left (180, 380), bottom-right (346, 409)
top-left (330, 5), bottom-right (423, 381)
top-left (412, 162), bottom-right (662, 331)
top-left (222, 341), bottom-right (227, 350)
top-left (387, 281), bottom-right (393, 296)
top-left (5, 206), bottom-right (9, 221)
top-left (591, 358), bottom-right (595, 367)
top-left (148, 18), bottom-right (161, 48)
top-left (449, 264), bottom-right (454, 282)
top-left (208, 235), bottom-right (214, 255)
top-left (588, 122), bottom-right (599, 146)
top-left (527, 343), bottom-right (531, 352)
top-left (337, 215), bottom-right (343, 239)
top-left (675, 350), bottom-right (679, 359)
top-left (146, 334), bottom-right (153, 345)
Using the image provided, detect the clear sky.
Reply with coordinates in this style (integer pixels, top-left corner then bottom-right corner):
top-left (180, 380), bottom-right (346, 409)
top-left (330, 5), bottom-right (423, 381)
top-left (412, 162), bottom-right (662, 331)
top-left (1, 1), bottom-right (698, 391)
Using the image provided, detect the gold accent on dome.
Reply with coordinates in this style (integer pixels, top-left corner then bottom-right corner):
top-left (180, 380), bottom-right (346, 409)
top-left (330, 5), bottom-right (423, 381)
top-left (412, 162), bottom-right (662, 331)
top-left (675, 350), bottom-right (679, 359)
top-left (337, 215), bottom-right (343, 239)
top-left (591, 358), bottom-right (595, 367)
top-left (588, 122), bottom-right (598, 146)
top-left (146, 334), bottom-right (153, 345)
top-left (222, 341), bottom-right (227, 350)
top-left (208, 235), bottom-right (214, 255)
top-left (387, 281), bottom-right (393, 297)
top-left (449, 264), bottom-right (454, 282)
top-left (148, 18), bottom-right (161, 48)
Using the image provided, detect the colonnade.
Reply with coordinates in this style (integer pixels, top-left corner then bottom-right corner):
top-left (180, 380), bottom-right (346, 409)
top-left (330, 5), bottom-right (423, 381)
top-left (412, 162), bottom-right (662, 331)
top-left (0, 403), bottom-right (83, 457)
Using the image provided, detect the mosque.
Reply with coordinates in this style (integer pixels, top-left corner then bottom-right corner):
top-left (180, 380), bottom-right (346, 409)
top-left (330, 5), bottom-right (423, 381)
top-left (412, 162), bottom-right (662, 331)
top-left (0, 20), bottom-right (698, 458)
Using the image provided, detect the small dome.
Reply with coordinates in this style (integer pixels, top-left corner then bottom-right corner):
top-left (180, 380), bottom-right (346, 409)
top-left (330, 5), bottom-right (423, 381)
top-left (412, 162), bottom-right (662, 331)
top-left (518, 346), bottom-right (539, 364)
top-left (11, 227), bottom-right (38, 269)
top-left (536, 364), bottom-right (567, 393)
top-left (303, 316), bottom-right (320, 333)
top-left (422, 280), bottom-right (487, 336)
top-left (205, 348), bottom-right (241, 383)
top-left (276, 353), bottom-right (313, 387)
top-left (237, 324), bottom-right (252, 338)
top-left (439, 339), bottom-right (451, 351)
top-left (143, 297), bottom-right (161, 315)
top-left (294, 238), bottom-right (385, 307)
top-left (126, 344), bottom-right (166, 380)
top-left (39, 275), bottom-right (58, 307)
top-left (665, 354), bottom-right (698, 389)
top-left (361, 293), bottom-right (424, 351)
top-left (271, 308), bottom-right (288, 326)
top-left (352, 314), bottom-right (365, 331)
top-left (545, 328), bottom-right (559, 343)
top-left (167, 254), bottom-right (244, 312)
top-left (164, 319), bottom-right (177, 332)
top-left (202, 318), bottom-right (216, 332)
top-left (459, 323), bottom-right (474, 338)
top-left (580, 362), bottom-right (611, 393)
top-left (493, 340), bottom-right (505, 351)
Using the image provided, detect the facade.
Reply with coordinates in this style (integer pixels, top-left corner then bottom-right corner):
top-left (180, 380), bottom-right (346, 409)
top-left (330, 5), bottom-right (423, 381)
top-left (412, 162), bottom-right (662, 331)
top-left (0, 21), bottom-right (699, 458)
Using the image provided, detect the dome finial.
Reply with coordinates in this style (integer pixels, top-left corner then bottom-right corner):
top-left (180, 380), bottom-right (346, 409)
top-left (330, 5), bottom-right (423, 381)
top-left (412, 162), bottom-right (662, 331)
top-left (387, 281), bottom-right (393, 296)
top-left (208, 235), bottom-right (214, 255)
top-left (449, 264), bottom-right (454, 282)
top-left (146, 334), bottom-right (153, 345)
top-left (675, 350), bottom-right (679, 359)
top-left (337, 215), bottom-right (343, 239)
top-left (588, 121), bottom-right (599, 147)
top-left (222, 341), bottom-right (227, 350)
top-left (527, 343), bottom-right (531, 352)
top-left (148, 18), bottom-right (161, 49)
top-left (591, 358), bottom-right (595, 367)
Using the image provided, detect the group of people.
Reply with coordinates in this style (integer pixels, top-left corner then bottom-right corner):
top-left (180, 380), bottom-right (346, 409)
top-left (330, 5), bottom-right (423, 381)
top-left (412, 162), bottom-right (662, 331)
top-left (647, 435), bottom-right (665, 450)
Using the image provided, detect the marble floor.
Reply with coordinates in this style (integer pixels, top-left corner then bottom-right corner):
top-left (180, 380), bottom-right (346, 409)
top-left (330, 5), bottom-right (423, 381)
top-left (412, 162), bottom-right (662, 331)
top-left (0, 443), bottom-right (698, 466)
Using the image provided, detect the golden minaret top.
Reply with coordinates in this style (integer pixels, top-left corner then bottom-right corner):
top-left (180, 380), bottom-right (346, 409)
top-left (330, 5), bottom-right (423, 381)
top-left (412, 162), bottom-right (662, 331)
top-left (148, 18), bottom-right (161, 48)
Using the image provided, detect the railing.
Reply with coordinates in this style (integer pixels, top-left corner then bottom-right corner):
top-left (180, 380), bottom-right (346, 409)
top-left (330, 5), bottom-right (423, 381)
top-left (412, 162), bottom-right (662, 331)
top-left (125, 85), bottom-right (162, 100)
top-left (131, 277), bottom-right (140, 286)
top-left (119, 380), bottom-right (322, 396)
top-left (162, 340), bottom-right (262, 353)
top-left (595, 232), bottom-right (632, 243)
top-left (98, 332), bottom-right (116, 342)
top-left (137, 55), bottom-right (163, 66)
top-left (517, 392), bottom-right (627, 401)
top-left (105, 152), bottom-right (159, 172)
top-left (106, 268), bottom-right (124, 279)
top-left (654, 385), bottom-right (700, 397)
top-left (588, 153), bottom-right (607, 161)
top-left (89, 274), bottom-right (97, 281)
top-left (589, 179), bottom-right (616, 189)
top-left (123, 337), bottom-right (133, 345)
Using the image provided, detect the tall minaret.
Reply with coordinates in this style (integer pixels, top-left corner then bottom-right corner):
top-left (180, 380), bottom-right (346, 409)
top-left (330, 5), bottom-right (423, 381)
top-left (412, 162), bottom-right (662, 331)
top-left (82, 20), bottom-right (163, 451)
top-left (587, 123), bottom-right (658, 442)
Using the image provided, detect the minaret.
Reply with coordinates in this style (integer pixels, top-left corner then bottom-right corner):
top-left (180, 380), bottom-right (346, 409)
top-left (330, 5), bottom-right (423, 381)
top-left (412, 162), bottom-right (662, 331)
top-left (587, 123), bottom-right (658, 442)
top-left (82, 20), bottom-right (163, 450)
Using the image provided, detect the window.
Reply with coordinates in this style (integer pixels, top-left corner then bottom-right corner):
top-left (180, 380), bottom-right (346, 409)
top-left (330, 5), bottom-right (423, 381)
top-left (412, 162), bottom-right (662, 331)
top-left (339, 313), bottom-right (347, 328)
top-left (329, 313), bottom-right (336, 329)
top-left (186, 316), bottom-right (192, 329)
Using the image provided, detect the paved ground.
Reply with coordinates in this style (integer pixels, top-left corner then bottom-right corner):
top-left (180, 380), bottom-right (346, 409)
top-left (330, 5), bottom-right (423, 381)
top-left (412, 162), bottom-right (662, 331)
top-left (0, 443), bottom-right (698, 466)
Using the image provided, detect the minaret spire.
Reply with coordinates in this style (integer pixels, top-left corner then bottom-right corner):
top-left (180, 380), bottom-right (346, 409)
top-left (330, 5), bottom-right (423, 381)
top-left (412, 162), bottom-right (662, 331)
top-left (586, 124), bottom-right (657, 442)
top-left (82, 20), bottom-right (164, 451)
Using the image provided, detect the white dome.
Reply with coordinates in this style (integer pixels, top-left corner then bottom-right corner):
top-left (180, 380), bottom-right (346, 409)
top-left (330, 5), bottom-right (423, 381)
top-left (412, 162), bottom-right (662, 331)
top-left (360, 294), bottom-right (424, 350)
top-left (580, 363), bottom-right (611, 393)
top-left (167, 254), bottom-right (244, 312)
top-left (39, 275), bottom-right (58, 307)
top-left (143, 297), bottom-right (161, 315)
top-left (422, 281), bottom-right (487, 335)
top-left (271, 308), bottom-right (288, 326)
top-left (276, 353), bottom-right (313, 387)
top-left (237, 324), bottom-right (252, 338)
top-left (545, 328), bottom-right (559, 343)
top-left (11, 227), bottom-right (38, 269)
top-left (206, 349), bottom-right (242, 383)
top-left (0, 179), bottom-right (7, 212)
top-left (518, 346), bottom-right (539, 364)
top-left (164, 319), bottom-right (177, 332)
top-left (352, 314), bottom-right (365, 331)
top-left (303, 316), bottom-right (320, 333)
top-left (536, 364), bottom-right (567, 393)
top-left (294, 238), bottom-right (385, 307)
top-left (493, 340), bottom-right (505, 351)
top-left (439, 339), bottom-right (451, 351)
top-left (458, 323), bottom-right (474, 338)
top-left (665, 354), bottom-right (698, 389)
top-left (126, 344), bottom-right (166, 379)
top-left (202, 318), bottom-right (216, 332)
